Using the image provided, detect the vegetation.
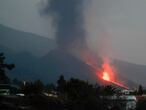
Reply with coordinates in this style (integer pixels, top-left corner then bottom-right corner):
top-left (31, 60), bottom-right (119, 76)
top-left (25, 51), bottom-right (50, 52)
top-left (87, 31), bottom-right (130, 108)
top-left (2, 74), bottom-right (119, 110)
top-left (20, 80), bottom-right (44, 95)
top-left (0, 53), bottom-right (144, 110)
top-left (0, 52), bottom-right (15, 84)
top-left (137, 85), bottom-right (143, 95)
top-left (137, 99), bottom-right (146, 110)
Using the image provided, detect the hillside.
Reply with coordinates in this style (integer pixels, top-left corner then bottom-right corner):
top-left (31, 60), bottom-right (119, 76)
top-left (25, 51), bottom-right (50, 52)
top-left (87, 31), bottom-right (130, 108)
top-left (0, 24), bottom-right (56, 57)
top-left (1, 25), bottom-right (146, 87)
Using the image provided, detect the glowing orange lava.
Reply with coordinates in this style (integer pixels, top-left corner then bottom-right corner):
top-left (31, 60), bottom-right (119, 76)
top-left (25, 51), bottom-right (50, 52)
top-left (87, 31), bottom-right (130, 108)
top-left (100, 58), bottom-right (129, 89)
top-left (83, 53), bottom-right (129, 89)
top-left (101, 71), bottom-right (128, 89)
top-left (102, 71), bottom-right (110, 81)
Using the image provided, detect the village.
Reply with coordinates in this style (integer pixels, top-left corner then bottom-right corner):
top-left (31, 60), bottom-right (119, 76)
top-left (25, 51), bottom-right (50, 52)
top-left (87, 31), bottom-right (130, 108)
top-left (0, 76), bottom-right (146, 110)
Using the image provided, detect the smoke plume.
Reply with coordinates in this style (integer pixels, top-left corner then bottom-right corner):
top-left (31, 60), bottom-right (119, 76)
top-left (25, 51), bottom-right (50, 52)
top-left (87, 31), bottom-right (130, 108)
top-left (41, 0), bottom-right (87, 51)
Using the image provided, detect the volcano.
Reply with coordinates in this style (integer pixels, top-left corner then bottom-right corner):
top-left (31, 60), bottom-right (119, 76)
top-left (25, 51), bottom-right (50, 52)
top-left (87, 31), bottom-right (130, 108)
top-left (82, 52), bottom-right (129, 89)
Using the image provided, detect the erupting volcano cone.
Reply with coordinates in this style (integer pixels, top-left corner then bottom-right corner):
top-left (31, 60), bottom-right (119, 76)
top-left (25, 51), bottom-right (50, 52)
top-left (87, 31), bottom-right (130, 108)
top-left (101, 65), bottom-right (129, 89)
top-left (82, 53), bottom-right (128, 89)
top-left (99, 58), bottom-right (129, 89)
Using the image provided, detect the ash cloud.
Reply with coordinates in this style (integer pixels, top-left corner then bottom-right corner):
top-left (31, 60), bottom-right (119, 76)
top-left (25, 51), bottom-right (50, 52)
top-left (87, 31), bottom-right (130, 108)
top-left (41, 0), bottom-right (87, 51)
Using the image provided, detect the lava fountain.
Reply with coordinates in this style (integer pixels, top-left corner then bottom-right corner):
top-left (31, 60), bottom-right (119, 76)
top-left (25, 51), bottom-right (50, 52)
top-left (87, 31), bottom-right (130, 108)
top-left (82, 52), bottom-right (128, 89)
top-left (102, 72), bottom-right (110, 81)
top-left (100, 58), bottom-right (129, 89)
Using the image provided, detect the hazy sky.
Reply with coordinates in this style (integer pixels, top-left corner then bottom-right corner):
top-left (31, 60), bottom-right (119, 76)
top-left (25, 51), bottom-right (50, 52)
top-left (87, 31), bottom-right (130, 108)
top-left (0, 0), bottom-right (54, 38)
top-left (85, 0), bottom-right (146, 65)
top-left (1, 0), bottom-right (146, 65)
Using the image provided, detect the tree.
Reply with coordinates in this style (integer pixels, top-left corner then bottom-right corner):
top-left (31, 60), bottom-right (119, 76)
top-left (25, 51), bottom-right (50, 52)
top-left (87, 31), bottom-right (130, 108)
top-left (137, 85), bottom-right (143, 95)
top-left (21, 82), bottom-right (33, 95)
top-left (65, 78), bottom-right (94, 100)
top-left (21, 80), bottom-right (44, 95)
top-left (57, 75), bottom-right (66, 93)
top-left (99, 85), bottom-right (117, 95)
top-left (33, 80), bottom-right (44, 94)
top-left (137, 99), bottom-right (146, 110)
top-left (45, 83), bottom-right (56, 92)
top-left (64, 78), bottom-right (100, 110)
top-left (0, 52), bottom-right (15, 84)
top-left (12, 78), bottom-right (22, 86)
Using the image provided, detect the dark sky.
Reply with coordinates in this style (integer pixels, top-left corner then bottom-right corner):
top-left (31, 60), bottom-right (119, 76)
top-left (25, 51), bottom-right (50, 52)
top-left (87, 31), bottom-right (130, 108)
top-left (1, 0), bottom-right (146, 65)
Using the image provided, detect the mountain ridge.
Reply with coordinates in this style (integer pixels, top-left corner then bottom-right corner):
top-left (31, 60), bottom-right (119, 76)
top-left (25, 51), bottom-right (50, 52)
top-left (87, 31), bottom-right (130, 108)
top-left (1, 24), bottom-right (146, 87)
top-left (0, 24), bottom-right (56, 57)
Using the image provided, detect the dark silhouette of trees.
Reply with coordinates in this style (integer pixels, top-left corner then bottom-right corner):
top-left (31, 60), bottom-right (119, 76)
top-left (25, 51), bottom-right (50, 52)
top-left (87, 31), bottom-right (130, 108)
top-left (19, 76), bottom-right (121, 110)
top-left (21, 82), bottom-right (33, 95)
top-left (56, 76), bottom-right (103, 110)
top-left (45, 83), bottom-right (56, 92)
top-left (137, 85), bottom-right (143, 95)
top-left (99, 85), bottom-right (117, 96)
top-left (33, 80), bottom-right (44, 94)
top-left (65, 78), bottom-right (99, 110)
top-left (65, 78), bottom-right (95, 100)
top-left (137, 99), bottom-right (146, 110)
top-left (57, 75), bottom-right (66, 94)
top-left (0, 52), bottom-right (15, 84)
top-left (12, 78), bottom-right (23, 86)
top-left (21, 80), bottom-right (44, 95)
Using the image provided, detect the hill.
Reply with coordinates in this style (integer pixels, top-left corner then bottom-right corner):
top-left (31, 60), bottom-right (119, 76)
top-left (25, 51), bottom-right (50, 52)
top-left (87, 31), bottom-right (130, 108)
top-left (1, 24), bottom-right (146, 87)
top-left (0, 24), bottom-right (56, 57)
top-left (8, 50), bottom-right (97, 83)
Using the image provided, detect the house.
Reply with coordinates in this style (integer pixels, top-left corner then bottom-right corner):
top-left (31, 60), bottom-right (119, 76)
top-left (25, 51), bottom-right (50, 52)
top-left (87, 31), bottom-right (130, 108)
top-left (0, 84), bottom-right (19, 95)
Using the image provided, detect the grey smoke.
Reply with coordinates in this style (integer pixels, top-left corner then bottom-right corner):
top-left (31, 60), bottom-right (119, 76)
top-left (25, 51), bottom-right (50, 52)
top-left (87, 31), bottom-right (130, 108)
top-left (41, 0), bottom-right (87, 51)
